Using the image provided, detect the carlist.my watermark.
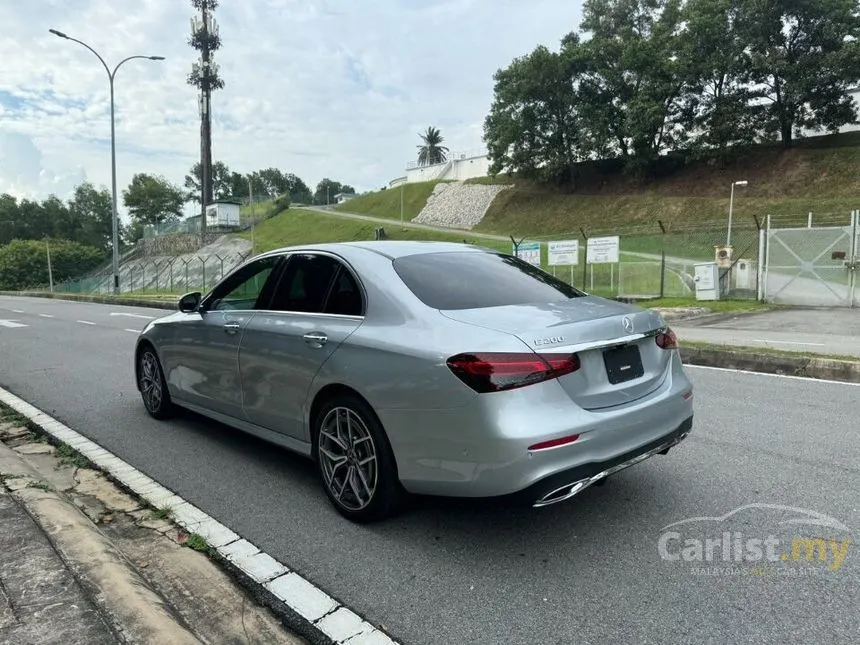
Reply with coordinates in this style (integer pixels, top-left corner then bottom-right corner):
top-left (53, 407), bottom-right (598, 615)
top-left (657, 503), bottom-right (853, 575)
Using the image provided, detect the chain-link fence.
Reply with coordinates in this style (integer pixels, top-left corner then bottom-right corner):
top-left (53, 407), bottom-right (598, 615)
top-left (508, 216), bottom-right (765, 300)
top-left (44, 251), bottom-right (253, 296)
top-left (19, 210), bottom-right (859, 305)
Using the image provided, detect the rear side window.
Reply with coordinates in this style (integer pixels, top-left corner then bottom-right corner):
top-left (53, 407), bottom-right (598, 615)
top-left (392, 251), bottom-right (585, 310)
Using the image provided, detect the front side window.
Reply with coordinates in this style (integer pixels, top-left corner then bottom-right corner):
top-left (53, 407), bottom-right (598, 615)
top-left (207, 255), bottom-right (281, 311)
top-left (392, 251), bottom-right (585, 310)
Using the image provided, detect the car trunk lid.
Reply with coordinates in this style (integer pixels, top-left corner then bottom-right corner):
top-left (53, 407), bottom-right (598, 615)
top-left (440, 297), bottom-right (671, 410)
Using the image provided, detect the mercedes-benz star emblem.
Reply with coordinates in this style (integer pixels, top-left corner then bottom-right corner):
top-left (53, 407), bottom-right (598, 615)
top-left (622, 316), bottom-right (634, 333)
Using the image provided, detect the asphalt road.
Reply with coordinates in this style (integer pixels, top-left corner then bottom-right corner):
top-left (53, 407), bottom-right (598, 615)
top-left (675, 307), bottom-right (860, 357)
top-left (1, 295), bottom-right (858, 645)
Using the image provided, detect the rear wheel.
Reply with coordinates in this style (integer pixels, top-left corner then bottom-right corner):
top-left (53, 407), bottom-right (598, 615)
top-left (313, 394), bottom-right (405, 522)
top-left (137, 346), bottom-right (175, 420)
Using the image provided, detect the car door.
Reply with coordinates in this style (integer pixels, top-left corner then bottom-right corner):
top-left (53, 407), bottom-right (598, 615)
top-left (168, 254), bottom-right (284, 419)
top-left (238, 252), bottom-right (365, 441)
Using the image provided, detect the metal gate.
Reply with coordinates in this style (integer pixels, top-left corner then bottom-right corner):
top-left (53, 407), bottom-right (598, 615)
top-left (763, 211), bottom-right (859, 307)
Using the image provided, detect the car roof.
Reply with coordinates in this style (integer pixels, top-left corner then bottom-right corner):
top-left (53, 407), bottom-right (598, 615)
top-left (259, 240), bottom-right (497, 260)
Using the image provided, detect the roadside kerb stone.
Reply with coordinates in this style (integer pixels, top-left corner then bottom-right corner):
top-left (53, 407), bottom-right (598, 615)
top-left (192, 517), bottom-right (240, 549)
top-left (219, 538), bottom-right (261, 562)
top-left (680, 346), bottom-right (860, 382)
top-left (0, 290), bottom-right (175, 311)
top-left (340, 630), bottom-right (399, 645)
top-left (316, 607), bottom-right (374, 642)
top-left (234, 551), bottom-right (289, 584)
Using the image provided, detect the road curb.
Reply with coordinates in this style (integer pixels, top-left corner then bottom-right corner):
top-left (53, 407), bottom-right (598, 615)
top-left (0, 387), bottom-right (402, 645)
top-left (0, 444), bottom-right (203, 644)
top-left (679, 346), bottom-right (860, 383)
top-left (0, 290), bottom-right (175, 311)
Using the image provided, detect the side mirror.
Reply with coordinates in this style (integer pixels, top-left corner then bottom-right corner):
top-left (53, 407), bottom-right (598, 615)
top-left (178, 291), bottom-right (201, 313)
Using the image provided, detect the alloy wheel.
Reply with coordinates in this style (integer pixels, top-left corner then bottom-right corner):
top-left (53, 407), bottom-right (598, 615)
top-left (139, 351), bottom-right (163, 413)
top-left (318, 406), bottom-right (379, 512)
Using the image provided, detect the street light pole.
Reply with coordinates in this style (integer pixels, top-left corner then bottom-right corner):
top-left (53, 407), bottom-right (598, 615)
top-left (727, 180), bottom-right (748, 247)
top-left (48, 29), bottom-right (164, 294)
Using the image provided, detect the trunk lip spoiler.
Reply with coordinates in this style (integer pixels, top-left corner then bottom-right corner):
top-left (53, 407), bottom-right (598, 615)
top-left (529, 327), bottom-right (666, 355)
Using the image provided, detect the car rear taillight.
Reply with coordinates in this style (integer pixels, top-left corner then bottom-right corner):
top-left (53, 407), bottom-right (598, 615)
top-left (655, 328), bottom-right (678, 349)
top-left (446, 352), bottom-right (580, 393)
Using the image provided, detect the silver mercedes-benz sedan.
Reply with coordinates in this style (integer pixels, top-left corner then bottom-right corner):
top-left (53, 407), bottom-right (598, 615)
top-left (134, 241), bottom-right (693, 522)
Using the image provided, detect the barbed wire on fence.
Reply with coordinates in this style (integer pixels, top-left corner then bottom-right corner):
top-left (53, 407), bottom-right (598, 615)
top-left (21, 210), bottom-right (859, 304)
top-left (40, 250), bottom-right (253, 296)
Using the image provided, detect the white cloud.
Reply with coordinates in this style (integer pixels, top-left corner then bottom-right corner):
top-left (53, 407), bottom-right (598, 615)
top-left (0, 0), bottom-right (583, 217)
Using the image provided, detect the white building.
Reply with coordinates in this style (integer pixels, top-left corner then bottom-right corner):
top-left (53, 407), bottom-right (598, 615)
top-left (403, 148), bottom-right (491, 184)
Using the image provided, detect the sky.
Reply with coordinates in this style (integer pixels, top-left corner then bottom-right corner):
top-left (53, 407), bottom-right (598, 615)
top-left (0, 0), bottom-right (584, 220)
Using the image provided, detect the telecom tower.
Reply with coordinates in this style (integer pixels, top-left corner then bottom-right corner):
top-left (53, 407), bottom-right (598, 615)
top-left (188, 0), bottom-right (224, 238)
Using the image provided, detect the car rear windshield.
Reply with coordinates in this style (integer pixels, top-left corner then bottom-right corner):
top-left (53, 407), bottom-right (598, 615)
top-left (392, 251), bottom-right (586, 310)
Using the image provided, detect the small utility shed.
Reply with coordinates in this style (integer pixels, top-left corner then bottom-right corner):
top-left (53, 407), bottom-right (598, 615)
top-left (205, 200), bottom-right (242, 227)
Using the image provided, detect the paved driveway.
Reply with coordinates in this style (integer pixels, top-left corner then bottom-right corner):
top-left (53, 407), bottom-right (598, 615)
top-left (674, 307), bottom-right (860, 357)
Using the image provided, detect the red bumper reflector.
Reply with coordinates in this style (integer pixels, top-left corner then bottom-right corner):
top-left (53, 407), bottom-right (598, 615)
top-left (528, 434), bottom-right (581, 452)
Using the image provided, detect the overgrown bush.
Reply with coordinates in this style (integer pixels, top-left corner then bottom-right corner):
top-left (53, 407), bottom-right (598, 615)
top-left (0, 239), bottom-right (106, 290)
top-left (273, 193), bottom-right (291, 215)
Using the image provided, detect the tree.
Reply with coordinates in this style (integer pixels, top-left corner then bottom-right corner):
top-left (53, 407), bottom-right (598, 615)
top-left (0, 239), bottom-right (104, 290)
top-left (122, 174), bottom-right (185, 241)
top-left (228, 172), bottom-right (249, 201)
top-left (743, 0), bottom-right (860, 147)
top-left (483, 39), bottom-right (586, 184)
top-left (65, 182), bottom-right (114, 251)
top-left (313, 179), bottom-right (354, 205)
top-left (678, 0), bottom-right (763, 161)
top-left (282, 173), bottom-right (313, 204)
top-left (577, 0), bottom-right (687, 173)
top-left (417, 126), bottom-right (449, 166)
top-left (184, 161), bottom-right (234, 202)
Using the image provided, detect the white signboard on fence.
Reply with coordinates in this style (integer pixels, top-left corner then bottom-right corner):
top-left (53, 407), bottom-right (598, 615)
top-left (514, 241), bottom-right (542, 266)
top-left (547, 240), bottom-right (579, 266)
top-left (586, 236), bottom-right (620, 264)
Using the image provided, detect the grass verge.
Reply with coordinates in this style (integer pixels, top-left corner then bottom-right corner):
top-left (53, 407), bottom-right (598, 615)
top-left (237, 207), bottom-right (511, 254)
top-left (682, 340), bottom-right (858, 363)
top-left (641, 298), bottom-right (774, 314)
top-left (332, 180), bottom-right (450, 221)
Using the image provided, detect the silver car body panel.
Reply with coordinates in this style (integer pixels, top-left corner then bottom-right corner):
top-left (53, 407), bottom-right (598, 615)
top-left (136, 241), bottom-right (693, 501)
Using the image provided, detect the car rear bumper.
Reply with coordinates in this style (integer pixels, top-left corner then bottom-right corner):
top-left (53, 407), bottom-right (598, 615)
top-left (383, 351), bottom-right (693, 498)
top-left (515, 415), bottom-right (691, 507)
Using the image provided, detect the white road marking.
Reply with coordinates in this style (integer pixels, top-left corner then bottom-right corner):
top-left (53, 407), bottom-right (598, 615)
top-left (124, 329), bottom-right (140, 333)
top-left (111, 312), bottom-right (155, 320)
top-left (11, 309), bottom-right (23, 313)
top-left (39, 314), bottom-right (53, 318)
top-left (0, 319), bottom-right (27, 328)
top-left (750, 339), bottom-right (826, 347)
top-left (685, 364), bottom-right (860, 387)
top-left (77, 320), bottom-right (96, 325)
top-left (0, 386), bottom-right (398, 645)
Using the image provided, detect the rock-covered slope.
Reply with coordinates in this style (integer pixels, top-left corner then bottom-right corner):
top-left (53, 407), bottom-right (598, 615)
top-left (412, 182), bottom-right (510, 229)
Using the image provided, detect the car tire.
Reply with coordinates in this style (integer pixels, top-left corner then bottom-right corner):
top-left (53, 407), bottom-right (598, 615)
top-left (313, 394), bottom-right (406, 523)
top-left (137, 345), bottom-right (176, 420)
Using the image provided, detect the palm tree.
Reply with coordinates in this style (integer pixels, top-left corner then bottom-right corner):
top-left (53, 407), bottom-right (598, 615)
top-left (417, 126), bottom-right (449, 166)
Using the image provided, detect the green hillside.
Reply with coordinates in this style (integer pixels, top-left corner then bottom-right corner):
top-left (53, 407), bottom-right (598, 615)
top-left (332, 133), bottom-right (860, 237)
top-left (332, 180), bottom-right (450, 221)
top-left (237, 208), bottom-right (508, 255)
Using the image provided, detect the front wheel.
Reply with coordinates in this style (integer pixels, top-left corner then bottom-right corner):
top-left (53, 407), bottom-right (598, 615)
top-left (313, 395), bottom-right (405, 522)
top-left (137, 345), bottom-right (175, 420)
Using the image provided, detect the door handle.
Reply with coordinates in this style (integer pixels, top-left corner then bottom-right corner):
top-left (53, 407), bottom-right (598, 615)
top-left (224, 321), bottom-right (241, 335)
top-left (303, 332), bottom-right (327, 346)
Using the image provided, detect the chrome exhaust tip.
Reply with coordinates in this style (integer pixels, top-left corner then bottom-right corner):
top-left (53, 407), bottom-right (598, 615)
top-left (532, 429), bottom-right (690, 508)
top-left (533, 478), bottom-right (593, 508)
